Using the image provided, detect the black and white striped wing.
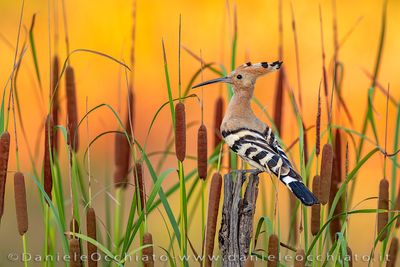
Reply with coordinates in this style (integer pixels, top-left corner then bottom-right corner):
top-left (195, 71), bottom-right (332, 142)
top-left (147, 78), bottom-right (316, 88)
top-left (222, 127), bottom-right (319, 206)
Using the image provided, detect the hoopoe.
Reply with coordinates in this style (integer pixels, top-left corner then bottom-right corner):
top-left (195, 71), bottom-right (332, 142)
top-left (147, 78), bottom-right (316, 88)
top-left (193, 61), bottom-right (319, 206)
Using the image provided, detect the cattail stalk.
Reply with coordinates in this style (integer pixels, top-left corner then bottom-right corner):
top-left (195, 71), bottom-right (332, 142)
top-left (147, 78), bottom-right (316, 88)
top-left (204, 173), bottom-right (222, 267)
top-left (14, 172), bottom-right (28, 235)
top-left (316, 86), bottom-right (321, 157)
top-left (70, 217), bottom-right (80, 237)
top-left (273, 68), bottom-right (285, 134)
top-left (197, 124), bottom-right (208, 180)
top-left (320, 144), bottom-right (333, 205)
top-left (66, 66), bottom-right (79, 151)
top-left (69, 238), bottom-right (82, 267)
top-left (0, 131), bottom-right (10, 221)
top-left (387, 237), bottom-right (398, 267)
top-left (44, 115), bottom-right (54, 202)
top-left (86, 207), bottom-right (97, 267)
top-left (175, 102), bottom-right (186, 162)
top-left (213, 97), bottom-right (224, 148)
top-left (294, 249), bottom-right (305, 267)
top-left (377, 178), bottom-right (389, 241)
top-left (51, 55), bottom-right (60, 152)
top-left (311, 175), bottom-right (321, 236)
top-left (267, 234), bottom-right (279, 267)
top-left (142, 232), bottom-right (154, 267)
top-left (134, 162), bottom-right (146, 212)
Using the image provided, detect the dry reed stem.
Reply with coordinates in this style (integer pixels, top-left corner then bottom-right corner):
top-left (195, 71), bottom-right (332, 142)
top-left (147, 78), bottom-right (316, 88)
top-left (14, 172), bottom-right (28, 235)
top-left (320, 144), bottom-right (333, 205)
top-left (44, 115), bottom-right (54, 202)
top-left (294, 249), bottom-right (305, 267)
top-left (175, 102), bottom-right (186, 162)
top-left (66, 66), bottom-right (79, 151)
top-left (86, 207), bottom-right (97, 267)
top-left (142, 232), bottom-right (154, 267)
top-left (377, 178), bottom-right (389, 241)
top-left (213, 97), bottom-right (224, 148)
top-left (267, 234), bottom-right (279, 267)
top-left (197, 124), bottom-right (208, 180)
top-left (387, 237), bottom-right (398, 267)
top-left (311, 175), bottom-right (321, 236)
top-left (0, 131), bottom-right (10, 221)
top-left (69, 238), bottom-right (82, 267)
top-left (134, 162), bottom-right (146, 212)
top-left (205, 173), bottom-right (222, 267)
top-left (316, 86), bottom-right (321, 157)
top-left (51, 55), bottom-right (59, 152)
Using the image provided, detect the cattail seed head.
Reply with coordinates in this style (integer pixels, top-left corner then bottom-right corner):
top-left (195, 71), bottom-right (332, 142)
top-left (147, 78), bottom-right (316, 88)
top-left (86, 207), bottom-right (97, 267)
top-left (66, 66), bottom-right (79, 152)
top-left (197, 124), bottom-right (208, 180)
top-left (387, 237), bottom-right (398, 267)
top-left (267, 234), bottom-right (279, 267)
top-left (51, 55), bottom-right (60, 152)
top-left (126, 90), bottom-right (135, 137)
top-left (134, 162), bottom-right (146, 212)
top-left (244, 256), bottom-right (254, 267)
top-left (142, 232), bottom-right (154, 267)
top-left (205, 173), bottom-right (222, 267)
top-left (70, 217), bottom-right (80, 237)
top-left (14, 172), bottom-right (28, 235)
top-left (329, 182), bottom-right (342, 242)
top-left (377, 178), bottom-right (389, 241)
top-left (175, 102), bottom-right (186, 162)
top-left (273, 69), bottom-right (284, 134)
top-left (213, 97), bottom-right (224, 148)
top-left (311, 175), bottom-right (321, 236)
top-left (69, 238), bottom-right (82, 267)
top-left (44, 115), bottom-right (54, 202)
top-left (332, 129), bottom-right (342, 184)
top-left (294, 249), bottom-right (305, 267)
top-left (113, 133), bottom-right (130, 188)
top-left (320, 144), bottom-right (333, 205)
top-left (0, 131), bottom-right (10, 220)
top-left (346, 246), bottom-right (353, 267)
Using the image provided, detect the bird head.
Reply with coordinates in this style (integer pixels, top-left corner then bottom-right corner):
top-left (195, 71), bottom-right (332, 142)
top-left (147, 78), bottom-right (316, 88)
top-left (192, 61), bottom-right (282, 95)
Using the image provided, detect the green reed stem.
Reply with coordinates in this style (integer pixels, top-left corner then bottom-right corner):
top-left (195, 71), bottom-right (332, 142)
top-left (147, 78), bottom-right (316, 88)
top-left (22, 234), bottom-right (28, 267)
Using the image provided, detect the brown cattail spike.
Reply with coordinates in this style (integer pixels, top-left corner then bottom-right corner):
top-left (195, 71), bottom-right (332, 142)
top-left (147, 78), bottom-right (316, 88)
top-left (14, 172), bottom-right (28, 235)
top-left (267, 234), bottom-right (279, 267)
top-left (205, 173), bottom-right (222, 267)
top-left (346, 246), bottom-right (353, 267)
top-left (142, 232), bottom-right (154, 267)
top-left (244, 256), bottom-right (254, 267)
top-left (311, 175), bottom-right (321, 236)
top-left (197, 124), bottom-right (208, 180)
top-left (0, 131), bottom-right (10, 221)
top-left (66, 66), bottom-right (79, 152)
top-left (134, 162), bottom-right (146, 212)
top-left (175, 102), bottom-right (186, 162)
top-left (377, 178), bottom-right (389, 241)
top-left (69, 238), bottom-right (83, 267)
top-left (320, 144), bottom-right (333, 205)
top-left (51, 55), bottom-right (60, 152)
top-left (126, 89), bottom-right (135, 137)
top-left (113, 133), bottom-right (130, 188)
top-left (86, 207), bottom-right (97, 267)
top-left (44, 115), bottom-right (54, 202)
top-left (213, 97), bottom-right (224, 148)
top-left (333, 129), bottom-right (342, 184)
top-left (387, 237), bottom-right (398, 267)
top-left (294, 249), bottom-right (305, 267)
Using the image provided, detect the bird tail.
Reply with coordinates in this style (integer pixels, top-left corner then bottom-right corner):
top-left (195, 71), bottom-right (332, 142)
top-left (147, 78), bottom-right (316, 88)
top-left (280, 171), bottom-right (319, 206)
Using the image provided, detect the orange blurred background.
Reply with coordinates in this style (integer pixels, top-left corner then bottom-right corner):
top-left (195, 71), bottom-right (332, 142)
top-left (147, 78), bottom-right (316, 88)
top-left (0, 0), bottom-right (399, 266)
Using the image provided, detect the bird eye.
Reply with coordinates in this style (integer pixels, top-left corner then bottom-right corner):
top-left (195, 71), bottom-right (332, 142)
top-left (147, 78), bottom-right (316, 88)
top-left (237, 74), bottom-right (242, 79)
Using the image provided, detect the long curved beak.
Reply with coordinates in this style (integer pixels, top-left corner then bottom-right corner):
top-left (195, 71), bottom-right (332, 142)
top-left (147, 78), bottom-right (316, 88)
top-left (192, 77), bottom-right (230, 89)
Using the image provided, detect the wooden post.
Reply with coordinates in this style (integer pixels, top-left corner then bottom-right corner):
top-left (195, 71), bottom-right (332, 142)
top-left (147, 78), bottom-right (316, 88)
top-left (218, 172), bottom-right (259, 267)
